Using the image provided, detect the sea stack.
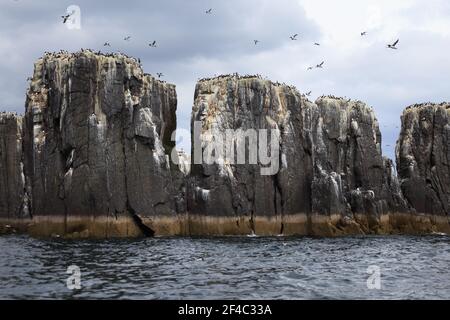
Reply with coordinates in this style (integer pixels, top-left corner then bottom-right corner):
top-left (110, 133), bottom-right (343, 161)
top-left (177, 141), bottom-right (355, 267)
top-left (0, 113), bottom-right (30, 224)
top-left (22, 51), bottom-right (183, 237)
top-left (396, 103), bottom-right (449, 230)
top-left (0, 52), bottom-right (448, 237)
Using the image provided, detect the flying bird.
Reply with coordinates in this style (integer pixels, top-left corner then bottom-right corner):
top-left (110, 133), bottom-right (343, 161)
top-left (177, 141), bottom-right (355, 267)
top-left (290, 34), bottom-right (298, 40)
top-left (206, 8), bottom-right (213, 14)
top-left (305, 91), bottom-right (312, 96)
top-left (149, 41), bottom-right (157, 47)
top-left (314, 42), bottom-right (320, 46)
top-left (103, 42), bottom-right (111, 47)
top-left (61, 13), bottom-right (72, 24)
top-left (307, 66), bottom-right (313, 70)
top-left (361, 31), bottom-right (367, 36)
top-left (254, 40), bottom-right (260, 45)
top-left (387, 39), bottom-right (399, 49)
top-left (157, 73), bottom-right (164, 78)
top-left (316, 61), bottom-right (324, 68)
top-left (124, 36), bottom-right (131, 41)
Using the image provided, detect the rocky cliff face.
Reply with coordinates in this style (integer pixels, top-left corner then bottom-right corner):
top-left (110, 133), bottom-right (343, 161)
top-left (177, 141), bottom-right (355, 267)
top-left (0, 113), bottom-right (30, 221)
top-left (311, 97), bottom-right (409, 234)
top-left (187, 77), bottom-right (416, 235)
top-left (396, 103), bottom-right (449, 216)
top-left (21, 51), bottom-right (182, 237)
top-left (188, 76), bottom-right (316, 235)
top-left (0, 53), bottom-right (448, 237)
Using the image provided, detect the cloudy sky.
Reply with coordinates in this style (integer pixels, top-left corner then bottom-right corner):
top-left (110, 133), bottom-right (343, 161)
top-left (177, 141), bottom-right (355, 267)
top-left (1, 0), bottom-right (449, 160)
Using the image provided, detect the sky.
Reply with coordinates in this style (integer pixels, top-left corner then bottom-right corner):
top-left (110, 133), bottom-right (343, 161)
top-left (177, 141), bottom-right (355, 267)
top-left (0, 0), bottom-right (449, 161)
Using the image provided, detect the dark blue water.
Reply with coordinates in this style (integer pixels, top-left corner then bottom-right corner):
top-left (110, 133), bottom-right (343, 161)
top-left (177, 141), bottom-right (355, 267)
top-left (0, 235), bottom-right (449, 299)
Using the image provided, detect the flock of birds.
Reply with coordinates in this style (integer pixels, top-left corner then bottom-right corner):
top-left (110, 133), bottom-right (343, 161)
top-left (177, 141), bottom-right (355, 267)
top-left (60, 7), bottom-right (401, 81)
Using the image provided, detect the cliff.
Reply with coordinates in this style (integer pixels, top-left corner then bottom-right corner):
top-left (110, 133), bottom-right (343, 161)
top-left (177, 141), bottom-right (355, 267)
top-left (21, 51), bottom-right (183, 237)
top-left (396, 103), bottom-right (449, 217)
top-left (187, 78), bottom-right (419, 236)
top-left (0, 113), bottom-right (30, 222)
top-left (0, 53), bottom-right (448, 237)
top-left (188, 76), bottom-right (316, 235)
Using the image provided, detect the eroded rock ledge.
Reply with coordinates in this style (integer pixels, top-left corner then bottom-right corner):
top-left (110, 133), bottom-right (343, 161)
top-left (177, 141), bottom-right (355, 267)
top-left (0, 55), bottom-right (448, 237)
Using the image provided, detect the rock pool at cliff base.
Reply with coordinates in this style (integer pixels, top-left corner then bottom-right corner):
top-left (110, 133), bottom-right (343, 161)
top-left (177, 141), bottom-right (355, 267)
top-left (0, 235), bottom-right (449, 299)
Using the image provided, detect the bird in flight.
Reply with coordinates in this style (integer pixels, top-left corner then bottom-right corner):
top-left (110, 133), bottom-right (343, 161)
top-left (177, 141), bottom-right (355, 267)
top-left (254, 40), bottom-right (260, 45)
top-left (314, 43), bottom-right (320, 46)
top-left (361, 31), bottom-right (367, 36)
top-left (387, 39), bottom-right (399, 49)
top-left (290, 34), bottom-right (298, 41)
top-left (307, 66), bottom-right (314, 70)
top-left (206, 8), bottom-right (212, 14)
top-left (316, 61), bottom-right (324, 68)
top-left (103, 42), bottom-right (111, 47)
top-left (61, 13), bottom-right (72, 24)
top-left (149, 41), bottom-right (157, 47)
top-left (305, 91), bottom-right (312, 96)
top-left (124, 36), bottom-right (131, 41)
top-left (157, 73), bottom-right (164, 78)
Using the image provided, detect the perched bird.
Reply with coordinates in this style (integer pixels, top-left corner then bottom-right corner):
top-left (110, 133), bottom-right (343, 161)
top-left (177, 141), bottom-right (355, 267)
top-left (290, 34), bottom-right (298, 41)
top-left (316, 61), bottom-right (324, 68)
top-left (206, 8), bottom-right (212, 14)
top-left (149, 41), bottom-right (157, 47)
top-left (157, 73), bottom-right (164, 78)
top-left (103, 42), bottom-right (111, 47)
top-left (254, 40), bottom-right (260, 45)
top-left (314, 42), bottom-right (320, 46)
top-left (387, 39), bottom-right (399, 49)
top-left (361, 31), bottom-right (367, 36)
top-left (61, 13), bottom-right (72, 24)
top-left (124, 36), bottom-right (131, 41)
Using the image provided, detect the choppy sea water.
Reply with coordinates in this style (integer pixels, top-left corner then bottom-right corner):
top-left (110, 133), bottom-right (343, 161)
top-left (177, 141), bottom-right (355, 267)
top-left (0, 235), bottom-right (449, 299)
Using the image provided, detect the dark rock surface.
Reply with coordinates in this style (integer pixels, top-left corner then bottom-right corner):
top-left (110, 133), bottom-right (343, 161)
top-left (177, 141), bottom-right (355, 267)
top-left (396, 103), bottom-right (449, 216)
top-left (21, 51), bottom-right (181, 236)
top-left (0, 113), bottom-right (30, 220)
top-left (311, 97), bottom-right (409, 217)
top-left (0, 53), bottom-right (448, 237)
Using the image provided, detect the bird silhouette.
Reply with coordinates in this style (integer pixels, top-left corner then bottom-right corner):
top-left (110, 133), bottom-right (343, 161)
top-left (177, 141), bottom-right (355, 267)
top-left (305, 91), bottom-right (312, 96)
top-left (387, 39), bottom-right (399, 49)
top-left (103, 42), bottom-right (111, 47)
top-left (316, 61), bottom-right (324, 68)
top-left (254, 40), bottom-right (260, 45)
top-left (206, 8), bottom-right (212, 14)
top-left (157, 73), bottom-right (164, 78)
top-left (314, 42), bottom-right (320, 46)
top-left (124, 36), bottom-right (131, 41)
top-left (307, 66), bottom-right (313, 70)
top-left (61, 13), bottom-right (72, 24)
top-left (149, 41), bottom-right (157, 47)
top-left (290, 34), bottom-right (298, 40)
top-left (361, 31), bottom-right (367, 36)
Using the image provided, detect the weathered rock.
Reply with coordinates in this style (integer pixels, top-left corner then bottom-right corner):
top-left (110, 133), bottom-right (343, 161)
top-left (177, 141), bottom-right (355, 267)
top-left (396, 103), bottom-right (449, 216)
top-left (187, 80), bottom-right (415, 235)
top-left (188, 76), bottom-right (316, 235)
top-left (1, 53), bottom-right (448, 237)
top-left (0, 113), bottom-right (30, 220)
top-left (21, 51), bottom-right (181, 237)
top-left (311, 98), bottom-right (409, 220)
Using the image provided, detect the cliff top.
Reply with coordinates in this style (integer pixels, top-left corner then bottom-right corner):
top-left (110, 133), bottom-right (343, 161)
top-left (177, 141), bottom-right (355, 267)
top-left (35, 49), bottom-right (172, 86)
top-left (0, 112), bottom-right (21, 120)
top-left (404, 102), bottom-right (449, 111)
